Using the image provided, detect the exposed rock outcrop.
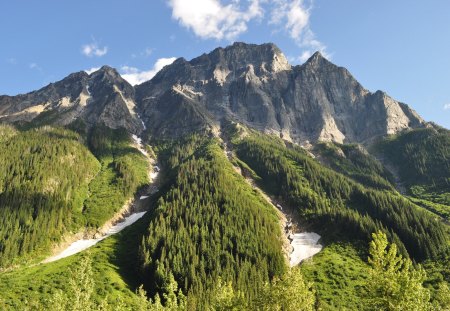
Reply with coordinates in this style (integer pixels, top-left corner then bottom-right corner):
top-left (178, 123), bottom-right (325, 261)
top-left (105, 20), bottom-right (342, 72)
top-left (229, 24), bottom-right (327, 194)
top-left (0, 42), bottom-right (425, 143)
top-left (135, 43), bottom-right (424, 143)
top-left (0, 66), bottom-right (144, 133)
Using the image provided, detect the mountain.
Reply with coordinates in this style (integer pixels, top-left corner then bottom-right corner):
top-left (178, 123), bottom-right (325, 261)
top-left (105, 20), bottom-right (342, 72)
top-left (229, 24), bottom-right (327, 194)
top-left (136, 42), bottom-right (425, 143)
top-left (1, 42), bottom-right (425, 144)
top-left (0, 42), bottom-right (449, 311)
top-left (0, 66), bottom-right (144, 133)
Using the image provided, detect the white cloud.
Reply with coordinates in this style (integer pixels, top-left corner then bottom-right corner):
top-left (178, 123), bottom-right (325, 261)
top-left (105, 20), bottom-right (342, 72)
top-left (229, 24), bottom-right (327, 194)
top-left (167, 0), bottom-right (327, 62)
top-left (29, 63), bottom-right (43, 72)
top-left (143, 48), bottom-right (153, 57)
top-left (84, 67), bottom-right (100, 75)
top-left (168, 0), bottom-right (263, 40)
top-left (269, 0), bottom-right (328, 62)
top-left (120, 57), bottom-right (177, 85)
top-left (81, 41), bottom-right (108, 57)
top-left (444, 103), bottom-right (450, 110)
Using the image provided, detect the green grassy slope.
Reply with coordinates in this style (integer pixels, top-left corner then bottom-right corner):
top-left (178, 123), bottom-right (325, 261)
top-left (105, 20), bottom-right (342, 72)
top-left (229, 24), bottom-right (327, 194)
top-left (0, 207), bottom-right (154, 310)
top-left (301, 242), bottom-right (368, 310)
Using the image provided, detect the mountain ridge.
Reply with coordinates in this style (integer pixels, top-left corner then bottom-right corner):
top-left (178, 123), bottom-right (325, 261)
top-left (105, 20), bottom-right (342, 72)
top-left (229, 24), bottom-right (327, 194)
top-left (0, 42), bottom-right (427, 144)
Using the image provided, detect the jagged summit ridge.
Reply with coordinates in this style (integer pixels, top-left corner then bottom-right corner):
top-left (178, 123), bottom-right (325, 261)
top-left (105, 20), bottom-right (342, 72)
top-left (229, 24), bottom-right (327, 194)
top-left (0, 42), bottom-right (425, 143)
top-left (0, 66), bottom-right (144, 133)
top-left (135, 42), bottom-right (424, 143)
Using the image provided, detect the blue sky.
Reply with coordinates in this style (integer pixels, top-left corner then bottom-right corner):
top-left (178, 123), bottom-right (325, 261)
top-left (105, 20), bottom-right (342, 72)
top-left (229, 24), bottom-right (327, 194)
top-left (1, 0), bottom-right (449, 128)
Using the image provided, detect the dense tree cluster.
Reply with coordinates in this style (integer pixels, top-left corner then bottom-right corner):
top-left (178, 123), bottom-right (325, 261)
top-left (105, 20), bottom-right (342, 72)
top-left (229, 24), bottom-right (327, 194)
top-left (84, 126), bottom-right (149, 227)
top-left (377, 128), bottom-right (450, 205)
top-left (0, 126), bottom-right (100, 266)
top-left (315, 142), bottom-right (395, 190)
top-left (139, 136), bottom-right (286, 309)
top-left (235, 134), bottom-right (448, 261)
top-left (365, 231), bottom-right (433, 310)
top-left (0, 124), bottom-right (149, 266)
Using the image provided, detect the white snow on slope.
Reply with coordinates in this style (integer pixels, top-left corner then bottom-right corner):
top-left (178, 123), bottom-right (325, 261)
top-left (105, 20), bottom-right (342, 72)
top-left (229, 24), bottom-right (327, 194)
top-left (289, 232), bottom-right (322, 267)
top-left (43, 212), bottom-right (146, 263)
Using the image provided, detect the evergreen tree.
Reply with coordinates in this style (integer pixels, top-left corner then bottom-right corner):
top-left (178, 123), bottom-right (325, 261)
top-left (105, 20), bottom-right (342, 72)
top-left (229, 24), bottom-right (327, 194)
top-left (365, 231), bottom-right (432, 311)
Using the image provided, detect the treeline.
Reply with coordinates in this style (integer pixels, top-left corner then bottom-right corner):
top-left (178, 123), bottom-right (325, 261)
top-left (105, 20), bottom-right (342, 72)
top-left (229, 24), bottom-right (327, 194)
top-left (139, 136), bottom-right (286, 309)
top-left (235, 133), bottom-right (448, 261)
top-left (0, 125), bottom-right (100, 266)
top-left (0, 255), bottom-right (316, 311)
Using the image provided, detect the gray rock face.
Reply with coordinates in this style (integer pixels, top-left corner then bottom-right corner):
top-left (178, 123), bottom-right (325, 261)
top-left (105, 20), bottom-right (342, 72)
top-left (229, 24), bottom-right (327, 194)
top-left (0, 42), bottom-right (425, 143)
top-left (136, 43), bottom-right (425, 143)
top-left (0, 66), bottom-right (144, 133)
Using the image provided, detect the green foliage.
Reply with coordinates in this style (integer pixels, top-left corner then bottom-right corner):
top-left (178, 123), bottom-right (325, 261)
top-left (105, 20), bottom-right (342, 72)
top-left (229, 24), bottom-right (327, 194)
top-left (301, 242), bottom-right (368, 310)
top-left (45, 256), bottom-right (96, 311)
top-left (408, 196), bottom-right (450, 222)
top-left (234, 132), bottom-right (448, 261)
top-left (83, 125), bottom-right (149, 227)
top-left (0, 126), bottom-right (100, 267)
top-left (139, 136), bottom-right (286, 309)
top-left (315, 142), bottom-right (395, 190)
top-left (365, 231), bottom-right (432, 311)
top-left (376, 128), bottom-right (450, 205)
top-left (0, 124), bottom-right (18, 143)
top-left (0, 123), bottom-right (149, 267)
top-left (0, 205), bottom-right (152, 310)
top-left (252, 268), bottom-right (316, 311)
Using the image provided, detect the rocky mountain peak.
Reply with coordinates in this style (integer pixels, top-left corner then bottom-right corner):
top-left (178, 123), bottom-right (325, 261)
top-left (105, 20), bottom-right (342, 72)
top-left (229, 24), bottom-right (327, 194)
top-left (0, 42), bottom-right (427, 144)
top-left (0, 64), bottom-right (143, 133)
top-left (136, 42), bottom-right (425, 144)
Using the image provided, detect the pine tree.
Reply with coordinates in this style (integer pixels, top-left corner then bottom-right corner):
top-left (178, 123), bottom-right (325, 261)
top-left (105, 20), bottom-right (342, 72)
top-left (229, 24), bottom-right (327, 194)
top-left (365, 231), bottom-right (432, 311)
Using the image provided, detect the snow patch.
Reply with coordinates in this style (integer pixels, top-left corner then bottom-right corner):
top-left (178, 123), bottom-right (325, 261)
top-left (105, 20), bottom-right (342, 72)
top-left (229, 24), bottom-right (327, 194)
top-left (43, 212), bottom-right (146, 263)
top-left (289, 232), bottom-right (322, 267)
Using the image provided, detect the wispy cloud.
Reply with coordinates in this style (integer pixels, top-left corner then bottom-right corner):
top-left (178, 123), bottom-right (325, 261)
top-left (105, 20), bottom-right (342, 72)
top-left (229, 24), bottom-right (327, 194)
top-left (81, 39), bottom-right (108, 57)
top-left (269, 0), bottom-right (328, 62)
top-left (132, 47), bottom-right (154, 59)
top-left (120, 57), bottom-right (177, 85)
top-left (29, 63), bottom-right (43, 72)
top-left (168, 0), bottom-right (263, 40)
top-left (444, 103), bottom-right (450, 110)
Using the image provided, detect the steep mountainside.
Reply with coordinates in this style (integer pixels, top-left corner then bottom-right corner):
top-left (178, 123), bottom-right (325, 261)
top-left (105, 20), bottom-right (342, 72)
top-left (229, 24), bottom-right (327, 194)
top-left (0, 42), bottom-right (449, 310)
top-left (0, 42), bottom-right (425, 144)
top-left (136, 42), bottom-right (425, 143)
top-left (0, 66), bottom-right (144, 133)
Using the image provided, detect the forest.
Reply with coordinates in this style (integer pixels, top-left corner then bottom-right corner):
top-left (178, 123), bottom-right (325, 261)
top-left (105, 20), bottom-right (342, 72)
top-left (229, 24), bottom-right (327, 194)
top-left (0, 124), bottom-right (148, 267)
top-left (0, 122), bottom-right (449, 310)
top-left (232, 131), bottom-right (448, 261)
top-left (138, 135), bottom-right (286, 309)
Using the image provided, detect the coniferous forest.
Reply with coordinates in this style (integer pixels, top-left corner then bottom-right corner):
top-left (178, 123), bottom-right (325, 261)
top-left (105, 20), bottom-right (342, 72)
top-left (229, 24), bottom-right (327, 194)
top-left (0, 121), bottom-right (448, 310)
